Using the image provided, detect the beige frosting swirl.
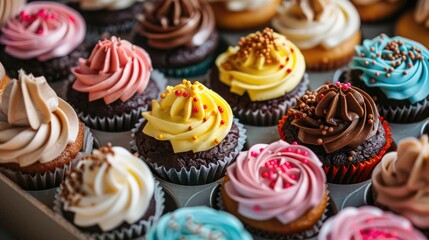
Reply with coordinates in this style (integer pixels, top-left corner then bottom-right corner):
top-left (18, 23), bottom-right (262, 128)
top-left (415, 0), bottom-right (429, 28)
top-left (0, 70), bottom-right (79, 167)
top-left (372, 135), bottom-right (429, 228)
top-left (67, 0), bottom-right (143, 10)
top-left (0, 0), bottom-right (25, 27)
top-left (206, 0), bottom-right (271, 11)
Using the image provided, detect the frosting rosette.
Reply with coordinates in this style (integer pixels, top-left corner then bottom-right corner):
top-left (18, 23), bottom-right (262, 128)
top-left (350, 34), bottom-right (429, 104)
top-left (0, 70), bottom-right (79, 167)
top-left (137, 0), bottom-right (215, 49)
top-left (146, 207), bottom-right (252, 240)
top-left (0, 0), bottom-right (25, 27)
top-left (142, 80), bottom-right (233, 153)
top-left (71, 36), bottom-right (152, 104)
top-left (372, 135), bottom-right (429, 228)
top-left (415, 0), bottom-right (429, 28)
top-left (272, 0), bottom-right (360, 49)
top-left (291, 83), bottom-right (380, 153)
top-left (318, 206), bottom-right (426, 240)
top-left (60, 144), bottom-right (155, 231)
top-left (67, 0), bottom-right (143, 10)
top-left (0, 1), bottom-right (85, 61)
top-left (206, 0), bottom-right (270, 11)
top-left (224, 140), bottom-right (326, 224)
top-left (215, 28), bottom-right (305, 102)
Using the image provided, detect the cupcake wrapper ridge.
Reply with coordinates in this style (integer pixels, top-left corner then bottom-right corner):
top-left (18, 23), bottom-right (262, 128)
top-left (156, 55), bottom-right (216, 78)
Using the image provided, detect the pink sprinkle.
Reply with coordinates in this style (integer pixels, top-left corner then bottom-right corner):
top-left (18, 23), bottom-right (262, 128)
top-left (37, 28), bottom-right (44, 35)
top-left (292, 141), bottom-right (298, 145)
top-left (69, 16), bottom-right (76, 23)
top-left (20, 11), bottom-right (27, 19)
top-left (259, 148), bottom-right (264, 152)
top-left (264, 162), bottom-right (271, 168)
top-left (38, 9), bottom-right (47, 19)
top-left (303, 159), bottom-right (309, 164)
top-left (290, 175), bottom-right (296, 180)
top-left (347, 82), bottom-right (351, 87)
top-left (261, 172), bottom-right (268, 178)
top-left (253, 205), bottom-right (261, 212)
top-left (250, 151), bottom-right (258, 157)
top-left (269, 181), bottom-right (276, 189)
top-left (296, 149), bottom-right (301, 154)
top-left (283, 183), bottom-right (291, 188)
top-left (302, 151), bottom-right (308, 156)
top-left (335, 82), bottom-right (341, 86)
top-left (285, 148), bottom-right (292, 152)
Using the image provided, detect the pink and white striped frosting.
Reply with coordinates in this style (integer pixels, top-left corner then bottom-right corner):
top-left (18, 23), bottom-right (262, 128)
top-left (318, 206), bottom-right (426, 240)
top-left (71, 36), bottom-right (152, 104)
top-left (224, 140), bottom-right (326, 224)
top-left (0, 1), bottom-right (85, 61)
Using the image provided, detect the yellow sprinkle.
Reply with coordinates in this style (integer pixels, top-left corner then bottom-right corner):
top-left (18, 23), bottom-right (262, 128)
top-left (211, 110), bottom-right (218, 115)
top-left (191, 85), bottom-right (197, 90)
top-left (192, 135), bottom-right (198, 140)
top-left (214, 138), bottom-right (220, 144)
top-left (198, 85), bottom-right (204, 90)
top-left (182, 79), bottom-right (187, 85)
top-left (186, 81), bottom-right (192, 86)
top-left (158, 134), bottom-right (164, 140)
top-left (166, 89), bottom-right (172, 94)
top-left (160, 93), bottom-right (166, 99)
top-left (194, 81), bottom-right (200, 85)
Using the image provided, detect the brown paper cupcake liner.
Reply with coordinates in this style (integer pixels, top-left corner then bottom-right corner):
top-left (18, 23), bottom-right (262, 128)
top-left (76, 70), bottom-right (167, 132)
top-left (131, 118), bottom-right (247, 185)
top-left (305, 50), bottom-right (356, 71)
top-left (0, 127), bottom-right (94, 190)
top-left (53, 180), bottom-right (165, 240)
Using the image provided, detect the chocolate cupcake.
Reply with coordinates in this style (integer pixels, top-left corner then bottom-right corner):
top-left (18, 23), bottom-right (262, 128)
top-left (344, 34), bottom-right (429, 123)
top-left (134, 0), bottom-right (219, 78)
top-left (0, 1), bottom-right (87, 82)
top-left (0, 70), bottom-right (93, 190)
top-left (54, 144), bottom-right (165, 239)
top-left (278, 82), bottom-right (393, 184)
top-left (67, 36), bottom-right (166, 132)
top-left (208, 28), bottom-right (309, 126)
top-left (132, 80), bottom-right (246, 185)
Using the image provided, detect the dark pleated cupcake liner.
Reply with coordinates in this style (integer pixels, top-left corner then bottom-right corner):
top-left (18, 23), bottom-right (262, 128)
top-left (156, 55), bottom-right (216, 78)
top-left (0, 127), bottom-right (94, 190)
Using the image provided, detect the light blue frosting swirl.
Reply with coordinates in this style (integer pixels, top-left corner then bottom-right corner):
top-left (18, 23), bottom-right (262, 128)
top-left (350, 34), bottom-right (429, 104)
top-left (146, 207), bottom-right (253, 240)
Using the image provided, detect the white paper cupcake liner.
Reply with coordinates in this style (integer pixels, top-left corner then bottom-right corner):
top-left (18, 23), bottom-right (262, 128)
top-left (53, 180), bottom-right (165, 240)
top-left (131, 118), bottom-right (247, 185)
top-left (0, 127), bottom-right (94, 190)
top-left (77, 70), bottom-right (167, 132)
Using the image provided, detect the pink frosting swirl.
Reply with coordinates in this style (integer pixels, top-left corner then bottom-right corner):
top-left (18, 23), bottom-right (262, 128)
top-left (0, 1), bottom-right (85, 61)
top-left (318, 206), bottom-right (426, 240)
top-left (224, 140), bottom-right (326, 224)
top-left (71, 36), bottom-right (152, 104)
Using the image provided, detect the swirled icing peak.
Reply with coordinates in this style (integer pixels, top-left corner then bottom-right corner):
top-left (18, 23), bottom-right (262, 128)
top-left (372, 135), bottom-right (429, 228)
top-left (0, 1), bottom-right (85, 61)
top-left (0, 0), bottom-right (25, 27)
top-left (0, 70), bottom-right (79, 167)
top-left (350, 34), bottom-right (429, 104)
top-left (68, 0), bottom-right (143, 10)
top-left (61, 144), bottom-right (155, 231)
top-left (216, 28), bottom-right (305, 101)
top-left (272, 0), bottom-right (360, 49)
top-left (318, 206), bottom-right (426, 240)
top-left (290, 83), bottom-right (380, 153)
top-left (72, 36), bottom-right (152, 104)
top-left (225, 140), bottom-right (326, 224)
top-left (142, 80), bottom-right (233, 153)
top-left (146, 206), bottom-right (252, 240)
top-left (137, 0), bottom-right (215, 49)
top-left (415, 0), bottom-right (429, 28)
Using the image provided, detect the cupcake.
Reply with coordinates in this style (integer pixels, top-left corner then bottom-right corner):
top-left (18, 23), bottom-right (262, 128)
top-left (0, 0), bottom-right (26, 27)
top-left (278, 82), bottom-right (393, 184)
top-left (146, 206), bottom-right (252, 240)
top-left (351, 0), bottom-right (407, 22)
top-left (0, 62), bottom-right (9, 96)
top-left (221, 140), bottom-right (327, 237)
top-left (132, 80), bottom-right (246, 185)
top-left (54, 144), bottom-right (164, 239)
top-left (0, 1), bottom-right (87, 82)
top-left (396, 0), bottom-right (429, 49)
top-left (372, 135), bottom-right (429, 233)
top-left (346, 34), bottom-right (429, 123)
top-left (0, 70), bottom-right (93, 190)
top-left (67, 36), bottom-right (165, 132)
top-left (318, 206), bottom-right (426, 240)
top-left (208, 28), bottom-right (309, 126)
top-left (134, 0), bottom-right (219, 78)
top-left (271, 0), bottom-right (361, 71)
top-left (206, 0), bottom-right (281, 30)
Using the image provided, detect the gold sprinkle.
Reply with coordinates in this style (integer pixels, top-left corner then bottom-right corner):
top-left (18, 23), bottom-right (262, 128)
top-left (214, 138), bottom-right (220, 144)
top-left (160, 93), bottom-right (166, 99)
top-left (158, 134), bottom-right (164, 140)
top-left (192, 135), bottom-right (198, 140)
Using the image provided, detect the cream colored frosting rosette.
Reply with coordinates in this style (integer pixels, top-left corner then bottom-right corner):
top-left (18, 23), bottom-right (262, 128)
top-left (206, 0), bottom-right (271, 11)
top-left (54, 144), bottom-right (164, 239)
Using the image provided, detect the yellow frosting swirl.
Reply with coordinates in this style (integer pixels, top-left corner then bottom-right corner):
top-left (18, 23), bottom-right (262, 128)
top-left (141, 80), bottom-right (233, 153)
top-left (215, 28), bottom-right (306, 102)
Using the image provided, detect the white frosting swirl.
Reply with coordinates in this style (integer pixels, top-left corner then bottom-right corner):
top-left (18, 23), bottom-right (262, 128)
top-left (68, 0), bottom-right (143, 10)
top-left (62, 145), bottom-right (154, 231)
top-left (206, 0), bottom-right (271, 11)
top-left (272, 0), bottom-right (360, 49)
top-left (0, 70), bottom-right (79, 167)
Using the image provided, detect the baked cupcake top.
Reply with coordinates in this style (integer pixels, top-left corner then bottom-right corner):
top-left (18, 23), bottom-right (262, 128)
top-left (136, 0), bottom-right (215, 50)
top-left (215, 28), bottom-right (305, 102)
top-left (67, 0), bottom-right (143, 10)
top-left (146, 206), bottom-right (252, 240)
top-left (0, 0), bottom-right (25, 27)
top-left (0, 1), bottom-right (85, 61)
top-left (71, 36), bottom-right (152, 104)
top-left (372, 135), bottom-right (429, 228)
top-left (0, 70), bottom-right (79, 167)
top-left (141, 80), bottom-right (233, 153)
top-left (224, 140), bottom-right (326, 224)
top-left (318, 206), bottom-right (426, 240)
top-left (60, 144), bottom-right (154, 231)
top-left (272, 0), bottom-right (360, 50)
top-left (206, 0), bottom-right (271, 11)
top-left (350, 34), bottom-right (429, 104)
top-left (415, 0), bottom-right (429, 28)
top-left (0, 62), bottom-right (8, 96)
top-left (290, 83), bottom-right (380, 153)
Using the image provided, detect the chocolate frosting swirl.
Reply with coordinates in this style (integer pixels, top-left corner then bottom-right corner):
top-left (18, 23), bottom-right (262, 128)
top-left (291, 83), bottom-right (380, 153)
top-left (136, 0), bottom-right (215, 49)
